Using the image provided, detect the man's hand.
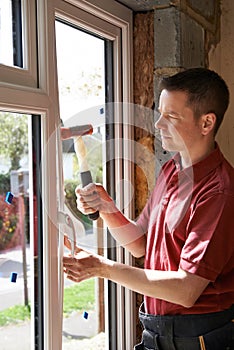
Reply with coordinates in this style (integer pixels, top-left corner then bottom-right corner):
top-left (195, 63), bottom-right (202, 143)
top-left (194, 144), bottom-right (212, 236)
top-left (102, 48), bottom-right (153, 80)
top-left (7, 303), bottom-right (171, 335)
top-left (76, 183), bottom-right (116, 217)
top-left (63, 237), bottom-right (209, 308)
top-left (76, 183), bottom-right (146, 258)
top-left (63, 236), bottom-right (106, 282)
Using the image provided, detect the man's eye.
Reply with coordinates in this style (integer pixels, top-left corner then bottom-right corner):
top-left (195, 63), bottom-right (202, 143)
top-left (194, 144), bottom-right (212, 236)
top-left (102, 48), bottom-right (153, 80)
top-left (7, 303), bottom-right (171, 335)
top-left (167, 114), bottom-right (177, 119)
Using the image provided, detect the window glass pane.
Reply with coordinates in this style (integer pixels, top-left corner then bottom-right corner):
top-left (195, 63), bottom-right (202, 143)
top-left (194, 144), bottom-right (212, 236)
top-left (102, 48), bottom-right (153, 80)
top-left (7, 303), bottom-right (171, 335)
top-left (0, 112), bottom-right (34, 349)
top-left (0, 0), bottom-right (23, 67)
top-left (55, 20), bottom-right (106, 349)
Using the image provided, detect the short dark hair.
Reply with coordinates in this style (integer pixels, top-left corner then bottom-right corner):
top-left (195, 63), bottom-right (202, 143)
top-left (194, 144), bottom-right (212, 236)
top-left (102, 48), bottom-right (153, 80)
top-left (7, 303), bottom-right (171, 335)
top-left (159, 68), bottom-right (230, 134)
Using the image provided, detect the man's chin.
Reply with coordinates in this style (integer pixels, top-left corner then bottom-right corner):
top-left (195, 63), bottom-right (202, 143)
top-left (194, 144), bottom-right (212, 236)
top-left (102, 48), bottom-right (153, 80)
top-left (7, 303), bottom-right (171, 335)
top-left (161, 142), bottom-right (178, 153)
top-left (161, 141), bottom-right (172, 152)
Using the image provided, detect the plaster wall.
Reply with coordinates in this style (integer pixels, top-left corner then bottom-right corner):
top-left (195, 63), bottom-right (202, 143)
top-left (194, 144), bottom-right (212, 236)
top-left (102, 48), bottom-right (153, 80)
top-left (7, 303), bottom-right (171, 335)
top-left (209, 0), bottom-right (234, 166)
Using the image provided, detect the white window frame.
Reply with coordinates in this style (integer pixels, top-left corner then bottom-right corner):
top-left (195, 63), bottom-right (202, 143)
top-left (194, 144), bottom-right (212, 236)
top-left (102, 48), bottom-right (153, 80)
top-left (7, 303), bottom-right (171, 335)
top-left (0, 0), bottom-right (38, 87)
top-left (54, 2), bottom-right (135, 350)
top-left (0, 1), bottom-right (134, 349)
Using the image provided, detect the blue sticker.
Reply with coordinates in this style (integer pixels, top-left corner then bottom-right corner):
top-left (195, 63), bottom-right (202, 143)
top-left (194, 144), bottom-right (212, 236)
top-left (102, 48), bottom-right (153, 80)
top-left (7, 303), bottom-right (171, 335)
top-left (83, 311), bottom-right (88, 319)
top-left (99, 108), bottom-right (104, 115)
top-left (5, 192), bottom-right (14, 205)
top-left (10, 272), bottom-right (17, 283)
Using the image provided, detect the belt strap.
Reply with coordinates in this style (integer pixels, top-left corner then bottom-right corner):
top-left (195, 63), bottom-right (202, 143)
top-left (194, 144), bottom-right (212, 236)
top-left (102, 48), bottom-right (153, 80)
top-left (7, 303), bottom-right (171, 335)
top-left (139, 303), bottom-right (234, 337)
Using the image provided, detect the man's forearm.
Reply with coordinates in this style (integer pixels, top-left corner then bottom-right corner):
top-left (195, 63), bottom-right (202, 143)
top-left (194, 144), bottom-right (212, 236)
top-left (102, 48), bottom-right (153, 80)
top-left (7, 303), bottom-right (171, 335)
top-left (76, 184), bottom-right (146, 257)
top-left (100, 259), bottom-right (210, 308)
top-left (100, 203), bottom-right (146, 257)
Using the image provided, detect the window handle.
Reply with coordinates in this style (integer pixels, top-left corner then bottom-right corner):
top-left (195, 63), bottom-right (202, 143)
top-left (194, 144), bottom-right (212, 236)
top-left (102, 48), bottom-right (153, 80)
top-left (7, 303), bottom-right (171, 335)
top-left (58, 211), bottom-right (76, 256)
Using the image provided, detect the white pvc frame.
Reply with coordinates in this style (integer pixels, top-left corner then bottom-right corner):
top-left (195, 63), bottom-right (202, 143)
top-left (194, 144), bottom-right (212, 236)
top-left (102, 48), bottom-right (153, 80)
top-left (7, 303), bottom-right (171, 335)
top-left (54, 2), bottom-right (135, 350)
top-left (0, 0), bottom-right (37, 87)
top-left (0, 1), bottom-right (134, 349)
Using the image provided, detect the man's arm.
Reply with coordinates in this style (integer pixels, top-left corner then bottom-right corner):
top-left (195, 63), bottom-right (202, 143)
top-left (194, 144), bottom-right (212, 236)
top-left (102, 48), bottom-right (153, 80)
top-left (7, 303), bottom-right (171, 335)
top-left (102, 261), bottom-right (210, 308)
top-left (63, 238), bottom-right (210, 308)
top-left (76, 183), bottom-right (146, 257)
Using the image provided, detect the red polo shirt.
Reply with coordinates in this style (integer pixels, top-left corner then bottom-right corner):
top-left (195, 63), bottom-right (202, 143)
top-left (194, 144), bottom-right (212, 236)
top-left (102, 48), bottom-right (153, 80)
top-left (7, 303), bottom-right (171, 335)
top-left (137, 144), bottom-right (234, 315)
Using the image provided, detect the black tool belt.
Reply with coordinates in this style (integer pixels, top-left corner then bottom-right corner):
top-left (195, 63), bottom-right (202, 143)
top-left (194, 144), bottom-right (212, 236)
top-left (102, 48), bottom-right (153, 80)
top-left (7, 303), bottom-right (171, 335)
top-left (134, 303), bottom-right (234, 350)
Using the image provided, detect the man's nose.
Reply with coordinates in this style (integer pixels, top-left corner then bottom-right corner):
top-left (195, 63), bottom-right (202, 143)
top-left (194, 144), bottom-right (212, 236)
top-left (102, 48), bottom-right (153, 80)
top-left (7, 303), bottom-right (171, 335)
top-left (155, 114), bottom-right (164, 129)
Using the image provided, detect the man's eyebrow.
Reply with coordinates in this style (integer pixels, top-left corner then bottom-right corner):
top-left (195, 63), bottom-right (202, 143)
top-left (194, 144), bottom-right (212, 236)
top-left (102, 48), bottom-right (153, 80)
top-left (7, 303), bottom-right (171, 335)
top-left (157, 108), bottom-right (181, 117)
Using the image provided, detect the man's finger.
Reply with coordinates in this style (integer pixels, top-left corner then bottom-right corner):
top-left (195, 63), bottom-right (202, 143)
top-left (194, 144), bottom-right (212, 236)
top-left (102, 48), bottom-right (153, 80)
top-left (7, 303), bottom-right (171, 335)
top-left (64, 235), bottom-right (82, 254)
top-left (63, 256), bottom-right (76, 265)
top-left (64, 235), bottom-right (72, 250)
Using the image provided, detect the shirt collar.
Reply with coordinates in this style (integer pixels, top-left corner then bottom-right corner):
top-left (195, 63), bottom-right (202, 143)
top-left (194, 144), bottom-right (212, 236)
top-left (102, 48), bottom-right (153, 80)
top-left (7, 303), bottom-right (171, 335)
top-left (173, 143), bottom-right (223, 182)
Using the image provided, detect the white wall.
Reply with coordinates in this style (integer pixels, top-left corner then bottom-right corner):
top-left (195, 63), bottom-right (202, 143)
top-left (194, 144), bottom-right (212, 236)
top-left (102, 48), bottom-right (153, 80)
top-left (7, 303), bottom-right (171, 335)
top-left (209, 0), bottom-right (234, 166)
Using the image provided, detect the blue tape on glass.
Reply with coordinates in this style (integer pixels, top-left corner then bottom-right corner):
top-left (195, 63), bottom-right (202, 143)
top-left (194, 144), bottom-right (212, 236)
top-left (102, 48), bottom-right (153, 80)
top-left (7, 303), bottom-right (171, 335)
top-left (5, 192), bottom-right (14, 205)
top-left (83, 311), bottom-right (89, 319)
top-left (10, 272), bottom-right (17, 283)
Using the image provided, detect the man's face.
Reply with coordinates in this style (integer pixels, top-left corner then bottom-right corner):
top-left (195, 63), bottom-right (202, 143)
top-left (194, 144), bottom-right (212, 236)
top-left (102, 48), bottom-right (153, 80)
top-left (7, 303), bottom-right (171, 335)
top-left (156, 89), bottom-right (202, 154)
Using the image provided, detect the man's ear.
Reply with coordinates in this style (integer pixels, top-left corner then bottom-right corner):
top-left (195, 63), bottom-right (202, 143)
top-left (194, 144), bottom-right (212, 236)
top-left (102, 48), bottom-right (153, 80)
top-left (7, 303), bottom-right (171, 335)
top-left (201, 113), bottom-right (216, 135)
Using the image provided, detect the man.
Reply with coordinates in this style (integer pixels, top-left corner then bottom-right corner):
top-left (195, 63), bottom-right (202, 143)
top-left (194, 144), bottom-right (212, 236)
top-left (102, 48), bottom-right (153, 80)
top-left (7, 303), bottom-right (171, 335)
top-left (63, 68), bottom-right (234, 349)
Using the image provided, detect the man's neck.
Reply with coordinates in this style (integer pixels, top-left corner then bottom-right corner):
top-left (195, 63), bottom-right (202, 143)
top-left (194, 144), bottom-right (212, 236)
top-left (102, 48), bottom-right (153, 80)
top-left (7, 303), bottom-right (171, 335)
top-left (180, 141), bottom-right (216, 169)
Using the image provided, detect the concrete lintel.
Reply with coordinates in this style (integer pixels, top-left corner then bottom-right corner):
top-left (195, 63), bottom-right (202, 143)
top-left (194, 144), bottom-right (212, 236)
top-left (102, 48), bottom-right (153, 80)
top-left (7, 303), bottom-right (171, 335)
top-left (154, 7), bottom-right (181, 67)
top-left (154, 7), bottom-right (205, 68)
